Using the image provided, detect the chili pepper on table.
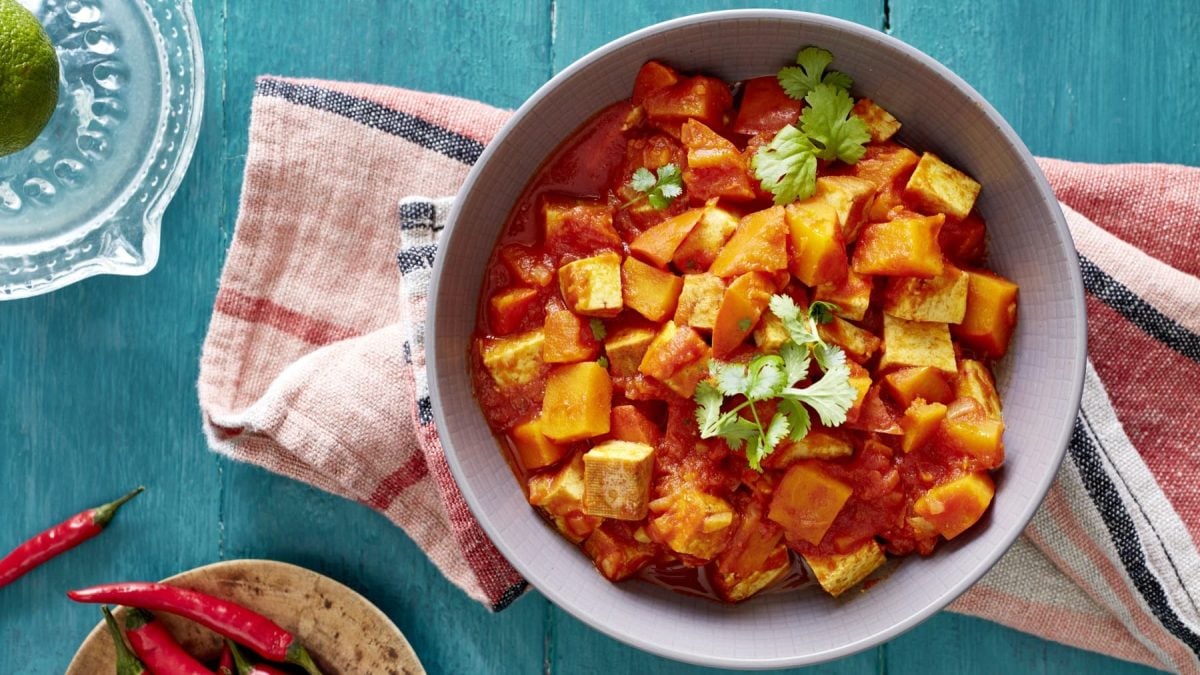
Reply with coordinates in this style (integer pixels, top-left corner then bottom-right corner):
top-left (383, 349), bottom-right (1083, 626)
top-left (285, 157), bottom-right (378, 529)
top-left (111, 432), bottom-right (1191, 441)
top-left (216, 643), bottom-right (234, 675)
top-left (102, 605), bottom-right (147, 675)
top-left (67, 582), bottom-right (323, 675)
top-left (227, 640), bottom-right (291, 675)
top-left (0, 486), bottom-right (144, 590)
top-left (123, 608), bottom-right (213, 675)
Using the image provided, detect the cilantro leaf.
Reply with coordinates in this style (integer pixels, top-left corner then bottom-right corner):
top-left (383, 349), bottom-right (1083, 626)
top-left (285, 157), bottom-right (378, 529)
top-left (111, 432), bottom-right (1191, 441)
top-left (743, 412), bottom-right (790, 470)
top-left (768, 294), bottom-right (820, 346)
top-left (778, 397), bottom-right (812, 441)
top-left (694, 380), bottom-right (726, 436)
top-left (800, 84), bottom-right (871, 164)
top-left (627, 163), bottom-right (684, 210)
top-left (751, 125), bottom-right (819, 205)
top-left (720, 416), bottom-right (761, 451)
top-left (779, 341), bottom-right (810, 385)
top-left (808, 301), bottom-right (838, 325)
top-left (778, 47), bottom-right (853, 101)
top-left (589, 319), bottom-right (607, 341)
top-left (711, 360), bottom-right (751, 397)
top-left (782, 346), bottom-right (856, 427)
top-left (746, 355), bottom-right (786, 400)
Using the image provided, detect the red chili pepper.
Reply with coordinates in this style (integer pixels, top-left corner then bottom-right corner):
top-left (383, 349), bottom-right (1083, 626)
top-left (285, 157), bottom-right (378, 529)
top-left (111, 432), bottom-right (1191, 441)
top-left (102, 605), bottom-right (148, 675)
top-left (216, 643), bottom-right (234, 675)
top-left (0, 487), bottom-right (144, 589)
top-left (123, 608), bottom-right (212, 675)
top-left (67, 582), bottom-right (322, 675)
top-left (227, 640), bottom-right (292, 675)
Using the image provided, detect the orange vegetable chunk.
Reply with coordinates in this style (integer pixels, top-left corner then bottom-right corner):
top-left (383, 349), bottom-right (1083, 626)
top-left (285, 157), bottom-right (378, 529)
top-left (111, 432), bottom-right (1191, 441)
top-left (643, 75), bottom-right (733, 136)
top-left (913, 472), bottom-right (995, 539)
top-left (542, 310), bottom-right (600, 364)
top-left (648, 488), bottom-right (737, 564)
top-left (940, 399), bottom-right (1005, 469)
top-left (732, 75), bottom-right (802, 136)
top-left (680, 119), bottom-right (756, 201)
top-left (584, 521), bottom-right (657, 581)
top-left (499, 244), bottom-right (554, 287)
top-left (542, 195), bottom-right (621, 259)
top-left (632, 60), bottom-right (679, 104)
top-left (708, 206), bottom-right (788, 278)
top-left (510, 417), bottom-right (567, 471)
top-left (629, 207), bottom-right (704, 268)
top-left (813, 268), bottom-right (873, 321)
top-left (488, 287), bottom-right (540, 335)
top-left (610, 404), bottom-right (662, 446)
top-left (672, 204), bottom-right (739, 272)
top-left (956, 359), bottom-right (1003, 420)
top-left (785, 199), bottom-right (849, 287)
top-left (527, 453), bottom-right (600, 543)
top-left (952, 268), bottom-right (1019, 358)
top-left (768, 462), bottom-right (853, 546)
top-left (712, 271), bottom-right (775, 358)
top-left (883, 366), bottom-right (953, 408)
top-left (540, 362), bottom-right (613, 442)
top-left (622, 256), bottom-right (684, 322)
top-left (639, 321), bottom-right (710, 397)
top-left (900, 399), bottom-right (948, 453)
top-left (852, 214), bottom-right (946, 278)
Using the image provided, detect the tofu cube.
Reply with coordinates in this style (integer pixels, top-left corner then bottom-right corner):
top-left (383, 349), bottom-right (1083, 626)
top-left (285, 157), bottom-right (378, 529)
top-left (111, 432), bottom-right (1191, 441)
top-left (852, 215), bottom-right (946, 278)
top-left (905, 152), bottom-right (981, 220)
top-left (753, 312), bottom-right (791, 352)
top-left (851, 98), bottom-right (901, 143)
top-left (803, 539), bottom-right (887, 597)
top-left (629, 207), bottom-right (704, 268)
top-left (913, 472), bottom-right (995, 539)
top-left (879, 314), bottom-right (957, 374)
top-left (509, 416), bottom-right (567, 471)
top-left (673, 273), bottom-right (725, 330)
top-left (604, 326), bottom-right (656, 377)
top-left (768, 462), bottom-right (853, 546)
top-left (883, 264), bottom-right (969, 323)
top-left (647, 489), bottom-right (737, 563)
top-left (622, 256), bottom-right (684, 322)
top-left (817, 316), bottom-right (881, 363)
top-left (558, 251), bottom-right (624, 317)
top-left (480, 329), bottom-right (546, 389)
top-left (956, 359), bottom-right (1003, 420)
top-left (900, 400), bottom-right (948, 454)
top-left (883, 366), bottom-right (954, 408)
top-left (540, 362), bottom-right (612, 442)
top-left (542, 195), bottom-right (621, 256)
top-left (813, 269), bottom-right (873, 321)
top-left (542, 310), bottom-right (600, 364)
top-left (952, 268), bottom-right (1019, 358)
top-left (528, 453), bottom-right (600, 543)
top-left (785, 199), bottom-right (849, 287)
top-left (583, 521), bottom-right (657, 581)
top-left (707, 205), bottom-right (789, 278)
top-left (488, 286), bottom-right (540, 335)
top-left (639, 321), bottom-right (711, 398)
top-left (672, 205), bottom-right (740, 272)
top-left (763, 430), bottom-right (855, 469)
top-left (815, 176), bottom-right (877, 243)
top-left (583, 440), bottom-right (655, 520)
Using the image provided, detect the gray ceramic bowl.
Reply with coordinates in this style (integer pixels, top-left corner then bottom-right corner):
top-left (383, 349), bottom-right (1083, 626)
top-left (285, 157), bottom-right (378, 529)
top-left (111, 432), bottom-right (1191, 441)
top-left (429, 10), bottom-right (1086, 669)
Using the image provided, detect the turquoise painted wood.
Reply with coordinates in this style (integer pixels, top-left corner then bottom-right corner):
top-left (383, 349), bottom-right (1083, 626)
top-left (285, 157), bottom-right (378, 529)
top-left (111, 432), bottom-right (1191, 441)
top-left (0, 1), bottom-right (1190, 672)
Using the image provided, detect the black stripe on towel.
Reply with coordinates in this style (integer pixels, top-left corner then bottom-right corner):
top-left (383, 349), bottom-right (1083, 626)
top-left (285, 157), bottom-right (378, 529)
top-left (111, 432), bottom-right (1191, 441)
top-left (1080, 254), bottom-right (1200, 364)
top-left (255, 78), bottom-right (485, 165)
top-left (397, 244), bottom-right (438, 275)
top-left (1070, 415), bottom-right (1200, 660)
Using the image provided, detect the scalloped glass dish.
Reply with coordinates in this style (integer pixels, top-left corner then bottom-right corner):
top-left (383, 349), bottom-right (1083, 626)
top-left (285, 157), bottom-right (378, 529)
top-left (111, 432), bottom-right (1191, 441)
top-left (0, 0), bottom-right (203, 299)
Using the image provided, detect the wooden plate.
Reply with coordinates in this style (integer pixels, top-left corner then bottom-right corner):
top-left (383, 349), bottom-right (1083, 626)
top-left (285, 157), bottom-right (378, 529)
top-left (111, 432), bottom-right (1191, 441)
top-left (67, 559), bottom-right (424, 675)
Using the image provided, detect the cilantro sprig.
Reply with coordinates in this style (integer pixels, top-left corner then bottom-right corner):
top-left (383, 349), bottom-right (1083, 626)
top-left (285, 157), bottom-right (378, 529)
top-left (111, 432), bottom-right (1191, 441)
top-left (624, 163), bottom-right (683, 210)
top-left (694, 295), bottom-right (857, 471)
top-left (752, 48), bottom-right (870, 205)
top-left (778, 47), bottom-right (853, 100)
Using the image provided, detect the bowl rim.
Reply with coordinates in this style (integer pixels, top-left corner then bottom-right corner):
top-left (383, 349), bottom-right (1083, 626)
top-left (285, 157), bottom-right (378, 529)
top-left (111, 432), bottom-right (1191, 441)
top-left (430, 8), bottom-right (1086, 668)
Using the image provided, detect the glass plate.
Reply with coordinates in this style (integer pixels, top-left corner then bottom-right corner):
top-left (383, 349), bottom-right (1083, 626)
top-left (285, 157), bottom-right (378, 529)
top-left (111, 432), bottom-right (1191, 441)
top-left (0, 0), bottom-right (203, 299)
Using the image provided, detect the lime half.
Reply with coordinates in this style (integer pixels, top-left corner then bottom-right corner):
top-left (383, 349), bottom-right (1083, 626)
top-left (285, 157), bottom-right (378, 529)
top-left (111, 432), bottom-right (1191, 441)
top-left (0, 0), bottom-right (60, 157)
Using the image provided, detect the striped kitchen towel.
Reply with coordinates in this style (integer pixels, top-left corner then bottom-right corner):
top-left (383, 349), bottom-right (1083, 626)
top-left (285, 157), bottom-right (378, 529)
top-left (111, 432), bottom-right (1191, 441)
top-left (197, 77), bottom-right (1200, 672)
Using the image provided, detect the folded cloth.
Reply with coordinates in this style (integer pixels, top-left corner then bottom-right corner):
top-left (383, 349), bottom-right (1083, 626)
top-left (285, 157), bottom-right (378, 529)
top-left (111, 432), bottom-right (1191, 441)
top-left (198, 76), bottom-right (1200, 672)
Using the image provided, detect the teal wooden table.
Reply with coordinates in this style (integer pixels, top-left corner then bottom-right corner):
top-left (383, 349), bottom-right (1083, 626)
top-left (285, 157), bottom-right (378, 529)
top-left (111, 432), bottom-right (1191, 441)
top-left (2, 2), bottom-right (1196, 672)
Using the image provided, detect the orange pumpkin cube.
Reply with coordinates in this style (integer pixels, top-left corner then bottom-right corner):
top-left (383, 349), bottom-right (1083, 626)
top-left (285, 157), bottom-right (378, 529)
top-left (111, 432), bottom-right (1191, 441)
top-left (672, 204), bottom-right (739, 273)
top-left (956, 359), bottom-right (1003, 420)
top-left (952, 268), bottom-right (1019, 358)
top-left (769, 462), bottom-right (853, 546)
top-left (844, 360), bottom-right (873, 424)
top-left (542, 195), bottom-right (621, 259)
top-left (509, 417), bottom-right (567, 471)
top-left (557, 251), bottom-right (624, 318)
top-left (540, 362), bottom-right (612, 442)
top-left (604, 326), bottom-right (656, 377)
top-left (883, 366), bottom-right (953, 408)
top-left (680, 119), bottom-right (756, 201)
top-left (905, 152), bottom-right (981, 220)
top-left (913, 472), bottom-right (995, 539)
top-left (648, 488), bottom-right (737, 564)
top-left (639, 321), bottom-right (711, 398)
top-left (852, 214), bottom-right (946, 278)
top-left (900, 399), bottom-right (948, 453)
top-left (785, 199), bottom-right (849, 287)
top-left (610, 404), bottom-right (661, 446)
top-left (817, 315), bottom-right (881, 363)
top-left (499, 244), bottom-right (554, 287)
top-left (632, 60), bottom-right (679, 104)
top-left (488, 287), bottom-right (540, 335)
top-left (542, 310), bottom-right (600, 364)
top-left (584, 521), bottom-right (657, 581)
top-left (813, 268), bottom-right (873, 321)
top-left (851, 98), bottom-right (901, 143)
top-left (712, 271), bottom-right (775, 358)
top-left (629, 207), bottom-right (704, 268)
top-left (940, 398), bottom-right (1005, 469)
top-left (732, 75), bottom-right (802, 136)
top-left (622, 256), bottom-right (684, 322)
top-left (814, 176), bottom-right (876, 243)
top-left (939, 212), bottom-right (988, 266)
top-left (643, 75), bottom-right (733, 136)
top-left (707, 206), bottom-right (789, 278)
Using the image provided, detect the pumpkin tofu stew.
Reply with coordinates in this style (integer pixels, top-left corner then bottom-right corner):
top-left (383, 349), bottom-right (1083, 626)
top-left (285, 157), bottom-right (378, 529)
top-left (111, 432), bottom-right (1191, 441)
top-left (469, 47), bottom-right (1018, 602)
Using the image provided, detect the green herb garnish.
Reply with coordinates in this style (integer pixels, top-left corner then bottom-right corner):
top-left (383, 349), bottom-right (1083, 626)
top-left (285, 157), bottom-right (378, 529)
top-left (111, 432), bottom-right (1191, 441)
top-left (625, 163), bottom-right (683, 210)
top-left (777, 47), bottom-right (853, 101)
